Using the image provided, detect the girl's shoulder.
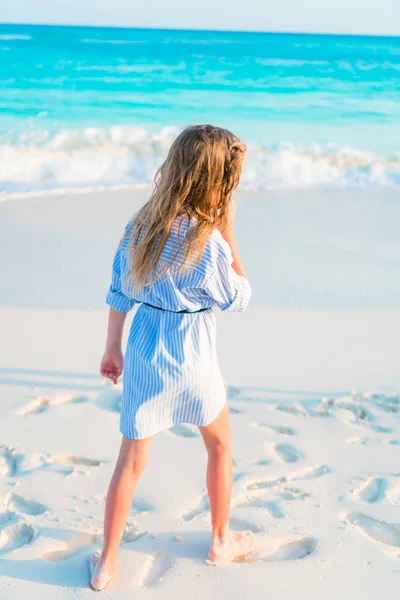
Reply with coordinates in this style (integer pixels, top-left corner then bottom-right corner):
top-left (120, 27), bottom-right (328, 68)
top-left (119, 216), bottom-right (231, 279)
top-left (169, 216), bottom-right (232, 262)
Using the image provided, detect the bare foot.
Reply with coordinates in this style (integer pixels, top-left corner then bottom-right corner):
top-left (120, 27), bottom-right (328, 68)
top-left (208, 531), bottom-right (257, 564)
top-left (89, 551), bottom-right (117, 591)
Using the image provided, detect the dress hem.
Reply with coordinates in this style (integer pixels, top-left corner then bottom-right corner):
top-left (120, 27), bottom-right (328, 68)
top-left (119, 401), bottom-right (227, 440)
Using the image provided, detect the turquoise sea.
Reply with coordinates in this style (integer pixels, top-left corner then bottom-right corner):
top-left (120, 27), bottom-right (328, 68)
top-left (1, 24), bottom-right (399, 193)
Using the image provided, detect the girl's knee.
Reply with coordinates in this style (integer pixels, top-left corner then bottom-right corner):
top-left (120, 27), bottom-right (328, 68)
top-left (203, 428), bottom-right (232, 456)
top-left (208, 439), bottom-right (231, 457)
top-left (117, 437), bottom-right (152, 476)
top-left (200, 406), bottom-right (232, 455)
top-left (122, 457), bottom-right (147, 477)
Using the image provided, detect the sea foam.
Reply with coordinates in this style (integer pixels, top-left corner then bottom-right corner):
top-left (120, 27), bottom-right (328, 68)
top-left (1, 126), bottom-right (399, 195)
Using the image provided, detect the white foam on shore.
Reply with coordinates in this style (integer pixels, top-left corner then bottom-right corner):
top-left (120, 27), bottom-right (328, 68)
top-left (1, 125), bottom-right (399, 196)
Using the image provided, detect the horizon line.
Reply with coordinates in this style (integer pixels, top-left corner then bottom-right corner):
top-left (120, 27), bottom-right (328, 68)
top-left (1, 21), bottom-right (399, 39)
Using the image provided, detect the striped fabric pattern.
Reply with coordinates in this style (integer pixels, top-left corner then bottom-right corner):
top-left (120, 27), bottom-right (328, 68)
top-left (106, 217), bottom-right (251, 439)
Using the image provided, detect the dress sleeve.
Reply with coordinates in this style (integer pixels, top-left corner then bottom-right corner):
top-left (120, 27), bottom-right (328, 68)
top-left (105, 243), bottom-right (136, 313)
top-left (204, 237), bottom-right (251, 313)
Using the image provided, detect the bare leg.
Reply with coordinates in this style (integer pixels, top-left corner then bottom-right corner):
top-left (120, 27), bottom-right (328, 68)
top-left (199, 404), bottom-right (256, 563)
top-left (89, 435), bottom-right (152, 590)
top-left (199, 404), bottom-right (232, 540)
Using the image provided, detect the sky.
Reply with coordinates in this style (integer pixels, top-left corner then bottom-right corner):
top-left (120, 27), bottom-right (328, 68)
top-left (1, 0), bottom-right (400, 36)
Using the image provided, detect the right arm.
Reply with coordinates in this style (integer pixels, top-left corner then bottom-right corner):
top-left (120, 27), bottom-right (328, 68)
top-left (100, 308), bottom-right (128, 385)
top-left (218, 200), bottom-right (247, 279)
top-left (100, 241), bottom-right (135, 384)
top-left (205, 199), bottom-right (251, 313)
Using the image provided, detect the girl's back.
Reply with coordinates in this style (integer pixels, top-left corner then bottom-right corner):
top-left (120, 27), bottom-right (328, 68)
top-left (109, 214), bottom-right (251, 314)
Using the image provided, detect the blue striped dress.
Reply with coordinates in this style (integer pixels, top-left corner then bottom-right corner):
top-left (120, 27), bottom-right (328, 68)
top-left (106, 217), bottom-right (251, 439)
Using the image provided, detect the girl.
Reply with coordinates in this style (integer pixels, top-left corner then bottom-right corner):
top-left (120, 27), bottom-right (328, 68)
top-left (89, 124), bottom-right (255, 591)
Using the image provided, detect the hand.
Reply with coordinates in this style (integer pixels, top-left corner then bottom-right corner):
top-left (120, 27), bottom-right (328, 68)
top-left (100, 347), bottom-right (124, 385)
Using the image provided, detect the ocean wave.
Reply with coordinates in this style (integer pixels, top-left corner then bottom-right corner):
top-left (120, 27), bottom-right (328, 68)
top-left (81, 38), bottom-right (147, 45)
top-left (255, 58), bottom-right (330, 67)
top-left (255, 57), bottom-right (400, 72)
top-left (75, 62), bottom-right (186, 74)
top-left (1, 126), bottom-right (399, 195)
top-left (0, 34), bottom-right (31, 41)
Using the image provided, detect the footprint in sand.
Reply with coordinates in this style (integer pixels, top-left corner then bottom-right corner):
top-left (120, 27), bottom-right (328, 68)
top-left (43, 533), bottom-right (103, 562)
top-left (19, 397), bottom-right (50, 415)
top-left (167, 424), bottom-right (199, 438)
top-left (337, 402), bottom-right (393, 434)
top-left (364, 392), bottom-right (400, 415)
top-left (121, 527), bottom-right (148, 544)
top-left (18, 393), bottom-right (90, 416)
top-left (44, 525), bottom-right (146, 562)
top-left (233, 471), bottom-right (248, 483)
top-left (253, 536), bottom-right (317, 562)
top-left (0, 514), bottom-right (35, 554)
top-left (229, 406), bottom-right (244, 415)
top-left (371, 424), bottom-right (394, 434)
top-left (0, 447), bottom-right (53, 479)
top-left (347, 437), bottom-right (371, 445)
top-left (288, 464), bottom-right (332, 480)
top-left (303, 398), bottom-right (334, 418)
top-left (263, 501), bottom-right (284, 519)
top-left (181, 493), bottom-right (209, 522)
top-left (386, 483), bottom-right (400, 506)
top-left (344, 512), bottom-right (400, 549)
top-left (50, 455), bottom-right (102, 467)
top-left (95, 389), bottom-right (122, 413)
top-left (132, 497), bottom-right (156, 515)
top-left (277, 486), bottom-right (312, 501)
top-left (245, 465), bottom-right (330, 492)
top-left (235, 484), bottom-right (310, 519)
top-left (263, 487), bottom-right (311, 518)
top-left (256, 423), bottom-right (297, 436)
top-left (274, 443), bottom-right (304, 463)
top-left (251, 458), bottom-right (271, 467)
top-left (46, 454), bottom-right (103, 479)
top-left (246, 475), bottom-right (287, 492)
top-left (353, 477), bottom-right (387, 503)
top-left (275, 405), bottom-right (308, 417)
top-left (237, 498), bottom-right (285, 519)
top-left (17, 452), bottom-right (49, 477)
top-left (229, 516), bottom-right (263, 533)
top-left (6, 492), bottom-right (48, 516)
top-left (337, 401), bottom-right (375, 424)
top-left (0, 446), bottom-right (19, 477)
top-left (227, 386), bottom-right (241, 399)
top-left (1, 447), bottom-right (102, 480)
top-left (131, 551), bottom-right (175, 588)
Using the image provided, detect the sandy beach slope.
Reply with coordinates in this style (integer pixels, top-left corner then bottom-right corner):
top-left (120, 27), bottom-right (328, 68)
top-left (0, 188), bottom-right (399, 599)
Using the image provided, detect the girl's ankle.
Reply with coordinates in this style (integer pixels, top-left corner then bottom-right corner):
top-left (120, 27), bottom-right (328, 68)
top-left (101, 553), bottom-right (118, 567)
top-left (212, 529), bottom-right (229, 544)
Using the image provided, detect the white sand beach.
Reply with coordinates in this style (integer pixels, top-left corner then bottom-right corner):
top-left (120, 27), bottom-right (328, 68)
top-left (0, 188), bottom-right (399, 599)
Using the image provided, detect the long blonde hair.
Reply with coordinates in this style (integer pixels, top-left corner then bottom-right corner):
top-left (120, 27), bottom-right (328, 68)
top-left (124, 124), bottom-right (246, 291)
